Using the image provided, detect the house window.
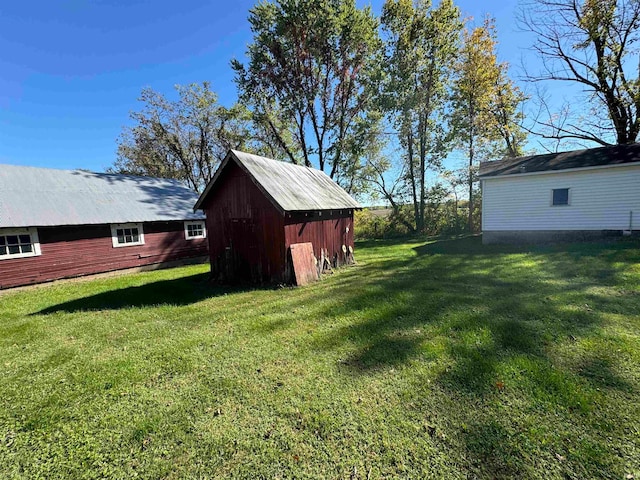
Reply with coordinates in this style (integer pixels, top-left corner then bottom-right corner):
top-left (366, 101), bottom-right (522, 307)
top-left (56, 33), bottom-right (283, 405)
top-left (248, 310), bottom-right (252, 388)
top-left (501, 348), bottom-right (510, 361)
top-left (111, 223), bottom-right (144, 247)
top-left (0, 228), bottom-right (41, 260)
top-left (184, 221), bottom-right (206, 240)
top-left (552, 188), bottom-right (570, 206)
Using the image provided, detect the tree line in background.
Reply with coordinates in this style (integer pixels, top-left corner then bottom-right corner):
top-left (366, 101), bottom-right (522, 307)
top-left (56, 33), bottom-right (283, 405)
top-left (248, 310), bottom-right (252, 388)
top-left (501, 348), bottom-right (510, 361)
top-left (111, 0), bottom-right (640, 236)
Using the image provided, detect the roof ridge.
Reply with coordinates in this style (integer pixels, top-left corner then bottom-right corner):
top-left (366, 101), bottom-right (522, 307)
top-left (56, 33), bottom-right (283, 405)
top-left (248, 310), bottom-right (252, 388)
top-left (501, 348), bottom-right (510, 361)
top-left (194, 150), bottom-right (361, 213)
top-left (229, 149), bottom-right (329, 175)
top-left (0, 163), bottom-right (186, 184)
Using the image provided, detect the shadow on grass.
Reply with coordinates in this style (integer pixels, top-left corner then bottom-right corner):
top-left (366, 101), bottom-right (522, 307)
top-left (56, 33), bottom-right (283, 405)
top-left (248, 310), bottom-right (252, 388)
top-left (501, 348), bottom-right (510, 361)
top-left (24, 234), bottom-right (639, 477)
top-left (412, 233), bottom-right (640, 256)
top-left (577, 355), bottom-right (635, 392)
top-left (308, 235), bottom-right (639, 477)
top-left (321, 236), bottom-right (638, 380)
top-left (35, 272), bottom-right (251, 314)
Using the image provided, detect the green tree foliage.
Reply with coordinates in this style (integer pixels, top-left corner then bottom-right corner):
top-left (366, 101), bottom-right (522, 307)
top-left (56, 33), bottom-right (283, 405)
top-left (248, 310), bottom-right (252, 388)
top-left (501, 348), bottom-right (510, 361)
top-left (521, 0), bottom-right (640, 145)
top-left (112, 82), bottom-right (251, 192)
top-left (490, 65), bottom-right (528, 158)
top-left (379, 0), bottom-right (463, 233)
top-left (451, 19), bottom-right (501, 232)
top-left (231, 0), bottom-right (381, 192)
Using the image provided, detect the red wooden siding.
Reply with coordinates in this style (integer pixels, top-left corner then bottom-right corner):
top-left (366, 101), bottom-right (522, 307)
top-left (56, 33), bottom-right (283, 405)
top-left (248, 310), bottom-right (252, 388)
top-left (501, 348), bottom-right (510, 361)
top-left (201, 161), bottom-right (355, 284)
top-left (284, 210), bottom-right (355, 267)
top-left (202, 162), bottom-right (286, 283)
top-left (0, 221), bottom-right (208, 289)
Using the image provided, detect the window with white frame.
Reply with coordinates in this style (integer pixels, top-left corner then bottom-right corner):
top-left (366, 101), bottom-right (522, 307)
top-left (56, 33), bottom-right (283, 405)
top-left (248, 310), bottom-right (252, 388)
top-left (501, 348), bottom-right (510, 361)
top-left (0, 228), bottom-right (41, 260)
top-left (111, 223), bottom-right (144, 247)
top-left (184, 221), bottom-right (206, 240)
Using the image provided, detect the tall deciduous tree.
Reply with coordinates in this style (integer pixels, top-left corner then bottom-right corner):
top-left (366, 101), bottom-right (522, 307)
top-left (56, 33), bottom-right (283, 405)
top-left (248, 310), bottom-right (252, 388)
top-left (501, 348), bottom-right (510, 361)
top-left (112, 83), bottom-right (250, 193)
top-left (231, 0), bottom-right (381, 191)
top-left (379, 0), bottom-right (462, 232)
top-left (490, 65), bottom-right (528, 158)
top-left (451, 19), bottom-right (501, 232)
top-left (520, 0), bottom-right (640, 145)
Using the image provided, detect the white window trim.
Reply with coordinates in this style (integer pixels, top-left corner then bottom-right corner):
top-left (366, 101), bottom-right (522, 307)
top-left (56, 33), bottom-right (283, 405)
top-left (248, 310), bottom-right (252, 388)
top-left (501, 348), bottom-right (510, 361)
top-left (0, 227), bottom-right (41, 260)
top-left (111, 223), bottom-right (145, 248)
top-left (551, 188), bottom-right (571, 207)
top-left (184, 221), bottom-right (206, 240)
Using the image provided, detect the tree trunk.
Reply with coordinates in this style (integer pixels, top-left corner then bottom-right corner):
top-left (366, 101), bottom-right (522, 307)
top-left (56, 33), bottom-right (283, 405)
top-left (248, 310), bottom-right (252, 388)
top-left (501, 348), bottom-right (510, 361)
top-left (468, 142), bottom-right (474, 233)
top-left (468, 100), bottom-right (475, 233)
top-left (407, 132), bottom-right (419, 231)
top-left (418, 116), bottom-right (426, 234)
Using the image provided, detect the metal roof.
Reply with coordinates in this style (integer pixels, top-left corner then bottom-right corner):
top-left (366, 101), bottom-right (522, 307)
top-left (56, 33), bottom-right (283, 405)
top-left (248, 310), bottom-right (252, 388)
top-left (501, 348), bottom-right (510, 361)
top-left (194, 150), bottom-right (362, 213)
top-left (479, 143), bottom-right (640, 178)
top-left (0, 164), bottom-right (204, 228)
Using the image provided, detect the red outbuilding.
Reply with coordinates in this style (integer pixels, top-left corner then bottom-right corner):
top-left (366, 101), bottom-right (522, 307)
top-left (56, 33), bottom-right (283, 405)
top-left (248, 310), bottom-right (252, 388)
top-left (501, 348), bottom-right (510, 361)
top-left (0, 165), bottom-right (208, 289)
top-left (194, 150), bottom-right (361, 284)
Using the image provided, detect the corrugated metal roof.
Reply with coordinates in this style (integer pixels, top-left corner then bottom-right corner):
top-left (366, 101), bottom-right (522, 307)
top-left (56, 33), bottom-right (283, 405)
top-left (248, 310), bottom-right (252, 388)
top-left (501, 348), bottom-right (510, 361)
top-left (0, 164), bottom-right (204, 228)
top-left (479, 143), bottom-right (640, 178)
top-left (194, 150), bottom-right (362, 213)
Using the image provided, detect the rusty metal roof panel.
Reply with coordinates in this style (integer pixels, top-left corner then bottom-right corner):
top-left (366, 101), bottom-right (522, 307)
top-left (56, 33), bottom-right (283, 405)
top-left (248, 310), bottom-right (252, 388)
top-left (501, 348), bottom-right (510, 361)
top-left (0, 164), bottom-right (204, 228)
top-left (194, 150), bottom-right (362, 213)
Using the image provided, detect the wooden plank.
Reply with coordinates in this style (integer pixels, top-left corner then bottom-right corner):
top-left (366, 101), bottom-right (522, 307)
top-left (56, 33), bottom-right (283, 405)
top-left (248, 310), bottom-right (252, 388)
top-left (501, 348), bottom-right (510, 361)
top-left (289, 242), bottom-right (318, 286)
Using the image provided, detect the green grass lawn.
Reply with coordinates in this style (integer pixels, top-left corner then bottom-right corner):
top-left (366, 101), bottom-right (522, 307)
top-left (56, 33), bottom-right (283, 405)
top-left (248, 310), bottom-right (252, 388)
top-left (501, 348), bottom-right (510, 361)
top-left (1, 236), bottom-right (639, 479)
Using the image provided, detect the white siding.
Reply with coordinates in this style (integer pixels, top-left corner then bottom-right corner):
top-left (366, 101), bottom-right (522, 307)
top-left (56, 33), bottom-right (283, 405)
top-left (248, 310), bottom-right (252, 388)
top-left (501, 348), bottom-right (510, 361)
top-left (482, 164), bottom-right (640, 231)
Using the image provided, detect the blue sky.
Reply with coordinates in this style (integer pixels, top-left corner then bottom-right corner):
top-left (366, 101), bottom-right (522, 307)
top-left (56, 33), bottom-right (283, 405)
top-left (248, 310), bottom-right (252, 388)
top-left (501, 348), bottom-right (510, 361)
top-left (0, 0), bottom-right (539, 172)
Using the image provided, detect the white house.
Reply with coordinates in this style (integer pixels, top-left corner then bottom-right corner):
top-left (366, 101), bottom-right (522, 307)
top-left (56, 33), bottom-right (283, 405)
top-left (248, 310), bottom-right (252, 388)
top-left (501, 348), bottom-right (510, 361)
top-left (479, 144), bottom-right (640, 244)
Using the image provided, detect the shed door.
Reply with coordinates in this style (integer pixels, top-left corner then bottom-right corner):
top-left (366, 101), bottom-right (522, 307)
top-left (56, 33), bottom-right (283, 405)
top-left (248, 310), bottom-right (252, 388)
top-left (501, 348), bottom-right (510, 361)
top-left (230, 219), bottom-right (261, 282)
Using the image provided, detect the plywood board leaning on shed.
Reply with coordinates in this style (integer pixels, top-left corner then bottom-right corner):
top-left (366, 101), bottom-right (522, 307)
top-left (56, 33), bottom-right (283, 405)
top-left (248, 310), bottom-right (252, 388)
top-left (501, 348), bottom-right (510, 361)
top-left (289, 242), bottom-right (319, 286)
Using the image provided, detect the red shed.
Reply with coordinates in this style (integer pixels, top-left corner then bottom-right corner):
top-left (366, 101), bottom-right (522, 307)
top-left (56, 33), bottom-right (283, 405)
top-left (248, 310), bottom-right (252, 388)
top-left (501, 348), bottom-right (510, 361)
top-left (194, 150), bottom-right (361, 283)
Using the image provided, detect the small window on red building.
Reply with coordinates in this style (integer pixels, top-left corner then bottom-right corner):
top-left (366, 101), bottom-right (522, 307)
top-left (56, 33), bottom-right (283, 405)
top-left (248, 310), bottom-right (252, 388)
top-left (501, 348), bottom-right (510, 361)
top-left (0, 228), bottom-right (41, 260)
top-left (111, 223), bottom-right (145, 247)
top-left (184, 221), bottom-right (206, 240)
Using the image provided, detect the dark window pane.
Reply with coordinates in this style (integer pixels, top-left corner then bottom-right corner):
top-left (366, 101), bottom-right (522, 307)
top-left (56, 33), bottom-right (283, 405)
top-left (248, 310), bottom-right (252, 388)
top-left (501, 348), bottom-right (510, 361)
top-left (18, 235), bottom-right (31, 244)
top-left (0, 246), bottom-right (6, 255)
top-left (552, 188), bottom-right (569, 206)
top-left (114, 226), bottom-right (141, 245)
top-left (6, 235), bottom-right (19, 245)
top-left (187, 223), bottom-right (203, 237)
top-left (0, 237), bottom-right (5, 246)
top-left (8, 245), bottom-right (20, 255)
top-left (21, 244), bottom-right (33, 253)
